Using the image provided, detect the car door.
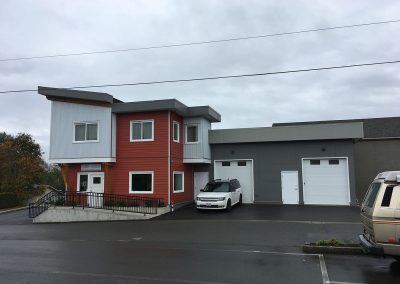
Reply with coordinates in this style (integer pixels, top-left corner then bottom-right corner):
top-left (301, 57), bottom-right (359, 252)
top-left (230, 180), bottom-right (239, 204)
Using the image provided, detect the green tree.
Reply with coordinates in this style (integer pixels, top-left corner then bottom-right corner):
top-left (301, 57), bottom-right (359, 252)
top-left (0, 133), bottom-right (45, 201)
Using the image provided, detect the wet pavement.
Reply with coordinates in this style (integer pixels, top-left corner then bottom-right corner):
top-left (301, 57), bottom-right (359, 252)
top-left (0, 207), bottom-right (399, 283)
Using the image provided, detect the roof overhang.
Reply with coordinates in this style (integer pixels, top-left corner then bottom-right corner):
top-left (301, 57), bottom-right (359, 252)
top-left (38, 86), bottom-right (114, 106)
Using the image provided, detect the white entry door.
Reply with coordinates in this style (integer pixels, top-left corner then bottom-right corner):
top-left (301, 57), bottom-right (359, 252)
top-left (194, 172), bottom-right (209, 200)
top-left (78, 173), bottom-right (104, 207)
top-left (281, 171), bottom-right (299, 204)
top-left (214, 160), bottom-right (254, 203)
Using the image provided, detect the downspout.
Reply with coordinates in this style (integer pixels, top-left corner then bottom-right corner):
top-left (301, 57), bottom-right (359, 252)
top-left (168, 111), bottom-right (171, 211)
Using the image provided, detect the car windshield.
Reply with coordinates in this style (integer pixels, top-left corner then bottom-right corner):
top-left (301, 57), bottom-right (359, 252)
top-left (203, 182), bottom-right (229, 192)
top-left (363, 182), bottom-right (381, 207)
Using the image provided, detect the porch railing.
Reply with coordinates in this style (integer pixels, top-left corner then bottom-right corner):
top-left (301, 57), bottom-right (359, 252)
top-left (29, 191), bottom-right (163, 218)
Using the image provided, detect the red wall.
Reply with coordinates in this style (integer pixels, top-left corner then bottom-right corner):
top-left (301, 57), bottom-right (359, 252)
top-left (64, 111), bottom-right (194, 206)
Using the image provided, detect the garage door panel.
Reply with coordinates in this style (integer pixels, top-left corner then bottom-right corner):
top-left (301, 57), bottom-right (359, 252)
top-left (303, 158), bottom-right (350, 205)
top-left (214, 160), bottom-right (253, 204)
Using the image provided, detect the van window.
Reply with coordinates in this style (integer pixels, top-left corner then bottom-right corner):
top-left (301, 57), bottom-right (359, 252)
top-left (363, 182), bottom-right (381, 207)
top-left (381, 186), bottom-right (394, 207)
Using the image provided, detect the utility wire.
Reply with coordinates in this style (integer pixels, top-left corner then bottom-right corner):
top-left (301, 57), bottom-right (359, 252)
top-left (1, 59), bottom-right (399, 94)
top-left (1, 19), bottom-right (400, 62)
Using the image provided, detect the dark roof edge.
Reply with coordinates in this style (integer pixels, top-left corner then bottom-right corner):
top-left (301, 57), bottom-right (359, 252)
top-left (272, 116), bottom-right (400, 127)
top-left (38, 86), bottom-right (114, 104)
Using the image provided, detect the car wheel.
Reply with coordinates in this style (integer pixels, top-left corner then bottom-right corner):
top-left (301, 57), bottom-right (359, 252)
top-left (226, 199), bottom-right (232, 212)
top-left (238, 195), bottom-right (242, 206)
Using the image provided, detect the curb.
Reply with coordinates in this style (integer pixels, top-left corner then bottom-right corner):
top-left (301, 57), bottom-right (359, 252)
top-left (0, 206), bottom-right (28, 215)
top-left (302, 244), bottom-right (363, 255)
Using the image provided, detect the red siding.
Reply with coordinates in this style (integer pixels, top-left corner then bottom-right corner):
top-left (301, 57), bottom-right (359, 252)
top-left (63, 110), bottom-right (194, 206)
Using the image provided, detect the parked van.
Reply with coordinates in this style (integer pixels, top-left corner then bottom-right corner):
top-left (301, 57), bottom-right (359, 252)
top-left (359, 171), bottom-right (400, 260)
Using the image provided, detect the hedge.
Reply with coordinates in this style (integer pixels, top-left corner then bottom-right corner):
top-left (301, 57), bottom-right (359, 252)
top-left (0, 192), bottom-right (20, 209)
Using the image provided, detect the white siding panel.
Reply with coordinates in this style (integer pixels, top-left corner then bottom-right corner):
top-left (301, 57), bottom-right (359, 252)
top-left (50, 101), bottom-right (114, 161)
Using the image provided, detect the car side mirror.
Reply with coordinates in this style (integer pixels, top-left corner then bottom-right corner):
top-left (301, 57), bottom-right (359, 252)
top-left (200, 189), bottom-right (204, 192)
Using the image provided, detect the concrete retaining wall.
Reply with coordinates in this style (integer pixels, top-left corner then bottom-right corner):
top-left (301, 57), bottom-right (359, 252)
top-left (33, 206), bottom-right (170, 223)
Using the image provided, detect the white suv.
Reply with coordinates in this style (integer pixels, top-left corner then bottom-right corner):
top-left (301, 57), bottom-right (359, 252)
top-left (196, 179), bottom-right (242, 211)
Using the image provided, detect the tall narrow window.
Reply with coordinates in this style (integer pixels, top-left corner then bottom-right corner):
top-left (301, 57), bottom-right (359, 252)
top-left (74, 122), bottom-right (98, 142)
top-left (78, 174), bottom-right (88, 192)
top-left (131, 120), bottom-right (154, 142)
top-left (186, 125), bottom-right (198, 143)
top-left (173, 172), bottom-right (184, 193)
top-left (173, 121), bottom-right (180, 143)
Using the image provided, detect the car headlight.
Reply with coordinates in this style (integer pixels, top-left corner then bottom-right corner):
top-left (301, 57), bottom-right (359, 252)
top-left (217, 197), bottom-right (226, 201)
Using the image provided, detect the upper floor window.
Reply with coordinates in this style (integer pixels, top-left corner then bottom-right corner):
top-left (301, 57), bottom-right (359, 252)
top-left (74, 122), bottom-right (98, 143)
top-left (173, 121), bottom-right (180, 143)
top-left (185, 124), bottom-right (199, 143)
top-left (130, 120), bottom-right (154, 142)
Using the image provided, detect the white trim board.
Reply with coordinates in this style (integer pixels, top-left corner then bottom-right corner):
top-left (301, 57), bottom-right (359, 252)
top-left (50, 157), bottom-right (116, 164)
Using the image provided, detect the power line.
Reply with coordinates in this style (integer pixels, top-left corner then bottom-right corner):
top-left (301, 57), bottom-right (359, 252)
top-left (1, 59), bottom-right (399, 94)
top-left (1, 19), bottom-right (400, 62)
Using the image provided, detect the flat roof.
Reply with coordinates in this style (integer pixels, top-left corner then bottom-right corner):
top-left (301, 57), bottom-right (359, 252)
top-left (38, 86), bottom-right (221, 122)
top-left (209, 122), bottom-right (364, 144)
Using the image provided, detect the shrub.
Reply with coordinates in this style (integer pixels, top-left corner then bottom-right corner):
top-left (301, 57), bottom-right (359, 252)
top-left (0, 192), bottom-right (20, 209)
top-left (316, 239), bottom-right (341, 247)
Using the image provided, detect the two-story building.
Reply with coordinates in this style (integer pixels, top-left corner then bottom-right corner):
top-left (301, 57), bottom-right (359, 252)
top-left (39, 86), bottom-right (400, 208)
top-left (39, 86), bottom-right (221, 208)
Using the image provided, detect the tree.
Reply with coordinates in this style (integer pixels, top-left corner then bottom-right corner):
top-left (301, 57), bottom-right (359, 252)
top-left (0, 133), bottom-right (45, 201)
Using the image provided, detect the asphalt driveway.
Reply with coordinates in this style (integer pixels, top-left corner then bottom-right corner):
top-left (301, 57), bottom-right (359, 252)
top-left (155, 203), bottom-right (361, 223)
top-left (0, 206), bottom-right (399, 283)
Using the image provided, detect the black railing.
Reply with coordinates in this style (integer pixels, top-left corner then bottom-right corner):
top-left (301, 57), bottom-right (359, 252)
top-left (29, 191), bottom-right (163, 218)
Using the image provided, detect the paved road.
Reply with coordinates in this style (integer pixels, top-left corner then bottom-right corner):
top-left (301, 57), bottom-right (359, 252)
top-left (0, 207), bottom-right (399, 283)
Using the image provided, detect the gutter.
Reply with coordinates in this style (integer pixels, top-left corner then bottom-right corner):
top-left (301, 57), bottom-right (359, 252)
top-left (168, 111), bottom-right (171, 210)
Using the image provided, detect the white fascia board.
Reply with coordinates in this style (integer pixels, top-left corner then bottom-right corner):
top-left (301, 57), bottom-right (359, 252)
top-left (183, 158), bottom-right (211, 164)
top-left (49, 157), bottom-right (116, 164)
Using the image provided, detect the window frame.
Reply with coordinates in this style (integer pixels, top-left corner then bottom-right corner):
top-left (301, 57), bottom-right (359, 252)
top-left (129, 171), bottom-right (154, 194)
top-left (130, 120), bottom-right (154, 142)
top-left (185, 124), bottom-right (199, 144)
top-left (173, 121), bottom-right (180, 143)
top-left (173, 171), bottom-right (184, 193)
top-left (73, 122), bottom-right (99, 143)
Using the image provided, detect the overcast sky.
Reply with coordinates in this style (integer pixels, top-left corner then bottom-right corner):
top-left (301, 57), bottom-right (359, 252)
top-left (1, 0), bottom-right (400, 161)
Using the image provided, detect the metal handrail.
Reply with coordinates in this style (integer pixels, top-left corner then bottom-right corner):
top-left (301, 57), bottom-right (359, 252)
top-left (29, 191), bottom-right (163, 218)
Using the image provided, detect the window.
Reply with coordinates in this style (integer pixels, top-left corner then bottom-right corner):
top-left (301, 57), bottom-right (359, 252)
top-left (74, 122), bottom-right (98, 142)
top-left (78, 174), bottom-right (88, 192)
top-left (222, 161), bottom-right (230, 167)
top-left (173, 121), bottom-right (180, 143)
top-left (310, 159), bottom-right (320, 165)
top-left (130, 120), bottom-right (154, 142)
top-left (186, 125), bottom-right (198, 143)
top-left (93, 177), bottom-right (101, 184)
top-left (129, 171), bottom-right (154, 193)
top-left (363, 182), bottom-right (381, 207)
top-left (381, 186), bottom-right (394, 207)
top-left (329, 159), bottom-right (340, 165)
top-left (173, 172), bottom-right (184, 193)
top-left (238, 161), bottom-right (247, 166)
top-left (230, 179), bottom-right (240, 191)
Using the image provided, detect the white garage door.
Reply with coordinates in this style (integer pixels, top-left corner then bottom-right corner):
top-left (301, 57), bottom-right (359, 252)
top-left (302, 158), bottom-right (350, 205)
top-left (214, 160), bottom-right (254, 203)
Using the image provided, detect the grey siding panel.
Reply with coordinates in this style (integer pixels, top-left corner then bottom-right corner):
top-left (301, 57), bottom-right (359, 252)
top-left (209, 122), bottom-right (364, 144)
top-left (211, 140), bottom-right (356, 205)
top-left (183, 117), bottom-right (211, 160)
top-left (50, 101), bottom-right (113, 160)
top-left (354, 139), bottom-right (400, 202)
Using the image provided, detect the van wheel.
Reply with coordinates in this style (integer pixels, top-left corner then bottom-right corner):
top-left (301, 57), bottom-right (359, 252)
top-left (239, 195), bottom-right (242, 206)
top-left (226, 199), bottom-right (232, 211)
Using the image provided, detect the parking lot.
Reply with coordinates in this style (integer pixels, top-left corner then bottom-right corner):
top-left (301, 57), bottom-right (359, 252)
top-left (0, 206), bottom-right (399, 283)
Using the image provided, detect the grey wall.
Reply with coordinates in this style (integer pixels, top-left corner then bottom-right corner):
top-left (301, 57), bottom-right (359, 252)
top-left (50, 101), bottom-right (114, 161)
top-left (183, 117), bottom-right (211, 161)
top-left (354, 139), bottom-right (400, 202)
top-left (211, 140), bottom-right (356, 205)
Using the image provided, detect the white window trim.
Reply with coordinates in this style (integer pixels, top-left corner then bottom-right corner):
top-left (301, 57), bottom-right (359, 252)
top-left (185, 124), bottom-right (200, 144)
top-left (173, 121), bottom-right (180, 143)
top-left (129, 171), bottom-right (154, 194)
top-left (130, 120), bottom-right (154, 142)
top-left (73, 121), bottom-right (100, 143)
top-left (173, 171), bottom-right (184, 193)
